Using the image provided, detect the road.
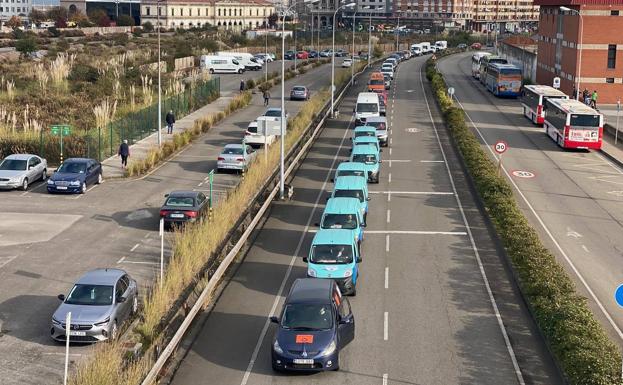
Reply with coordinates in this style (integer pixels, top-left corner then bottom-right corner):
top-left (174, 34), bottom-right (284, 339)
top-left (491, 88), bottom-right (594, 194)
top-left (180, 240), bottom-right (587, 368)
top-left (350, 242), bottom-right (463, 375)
top-left (0, 61), bottom-right (343, 385)
top-left (168, 56), bottom-right (562, 384)
top-left (438, 52), bottom-right (623, 346)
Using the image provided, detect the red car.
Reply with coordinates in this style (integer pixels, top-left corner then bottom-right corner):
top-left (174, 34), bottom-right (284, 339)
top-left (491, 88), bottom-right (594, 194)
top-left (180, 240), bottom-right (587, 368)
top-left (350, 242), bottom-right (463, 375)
top-left (470, 42), bottom-right (482, 50)
top-left (296, 51), bottom-right (309, 59)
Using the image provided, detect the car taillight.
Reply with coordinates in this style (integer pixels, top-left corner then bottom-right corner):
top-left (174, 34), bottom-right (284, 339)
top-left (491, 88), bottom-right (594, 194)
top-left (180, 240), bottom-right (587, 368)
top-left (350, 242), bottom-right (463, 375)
top-left (159, 210), bottom-right (169, 217)
top-left (186, 211), bottom-right (198, 218)
top-left (218, 157), bottom-right (225, 161)
top-left (236, 157), bottom-right (245, 162)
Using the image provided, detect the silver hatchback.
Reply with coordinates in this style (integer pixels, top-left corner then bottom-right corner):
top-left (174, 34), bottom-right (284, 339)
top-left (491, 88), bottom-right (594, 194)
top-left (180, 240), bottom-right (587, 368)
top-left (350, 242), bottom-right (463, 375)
top-left (51, 268), bottom-right (139, 343)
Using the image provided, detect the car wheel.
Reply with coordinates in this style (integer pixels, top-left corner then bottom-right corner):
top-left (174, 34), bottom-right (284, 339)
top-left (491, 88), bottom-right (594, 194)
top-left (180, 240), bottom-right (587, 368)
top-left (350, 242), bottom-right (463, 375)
top-left (20, 178), bottom-right (28, 191)
top-left (209, 68), bottom-right (214, 74)
top-left (272, 361), bottom-right (282, 372)
top-left (131, 296), bottom-right (139, 315)
top-left (41, 169), bottom-right (47, 181)
top-left (109, 321), bottom-right (118, 341)
top-left (80, 182), bottom-right (87, 194)
top-left (97, 173), bottom-right (103, 184)
top-left (238, 69), bottom-right (243, 74)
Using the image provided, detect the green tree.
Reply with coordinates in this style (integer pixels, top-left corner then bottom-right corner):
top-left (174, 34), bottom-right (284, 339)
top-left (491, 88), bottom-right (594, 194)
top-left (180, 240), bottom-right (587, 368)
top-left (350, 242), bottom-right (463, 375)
top-left (117, 14), bottom-right (135, 26)
top-left (268, 13), bottom-right (278, 28)
top-left (15, 37), bottom-right (39, 57)
top-left (142, 21), bottom-right (154, 32)
top-left (28, 9), bottom-right (47, 25)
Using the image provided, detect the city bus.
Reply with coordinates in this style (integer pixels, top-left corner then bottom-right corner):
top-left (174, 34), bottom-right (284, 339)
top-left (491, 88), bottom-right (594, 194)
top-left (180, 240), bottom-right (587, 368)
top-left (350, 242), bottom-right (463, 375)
top-left (520, 85), bottom-right (568, 125)
top-left (543, 98), bottom-right (603, 150)
top-left (471, 52), bottom-right (491, 78)
top-left (479, 56), bottom-right (507, 85)
top-left (484, 63), bottom-right (522, 97)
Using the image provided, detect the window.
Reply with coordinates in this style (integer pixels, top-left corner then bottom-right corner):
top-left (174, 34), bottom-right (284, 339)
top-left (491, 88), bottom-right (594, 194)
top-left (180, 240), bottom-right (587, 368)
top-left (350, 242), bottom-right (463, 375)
top-left (218, 8), bottom-right (221, 16)
top-left (611, 10), bottom-right (619, 16)
top-left (146, 7), bottom-right (150, 15)
top-left (608, 44), bottom-right (617, 69)
top-left (180, 8), bottom-right (183, 16)
top-left (606, 77), bottom-right (615, 83)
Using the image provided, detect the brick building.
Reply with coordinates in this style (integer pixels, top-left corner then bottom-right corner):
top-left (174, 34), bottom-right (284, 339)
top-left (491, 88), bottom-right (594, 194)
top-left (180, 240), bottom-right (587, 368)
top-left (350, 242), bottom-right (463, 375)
top-left (535, 0), bottom-right (623, 104)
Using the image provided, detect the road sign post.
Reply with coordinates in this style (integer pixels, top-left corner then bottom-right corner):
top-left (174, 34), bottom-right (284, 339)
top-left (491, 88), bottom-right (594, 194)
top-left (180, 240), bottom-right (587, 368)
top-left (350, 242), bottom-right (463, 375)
top-left (63, 312), bottom-right (71, 385)
top-left (616, 99), bottom-right (621, 144)
top-left (447, 87), bottom-right (455, 102)
top-left (208, 169), bottom-right (214, 221)
top-left (51, 125), bottom-right (71, 164)
top-left (494, 140), bottom-right (508, 176)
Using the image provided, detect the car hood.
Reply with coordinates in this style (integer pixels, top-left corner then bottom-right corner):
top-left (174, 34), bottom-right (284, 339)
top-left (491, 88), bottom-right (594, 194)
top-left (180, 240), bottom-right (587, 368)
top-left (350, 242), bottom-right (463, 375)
top-left (53, 303), bottom-right (113, 323)
top-left (51, 172), bottom-right (85, 182)
top-left (276, 327), bottom-right (335, 356)
top-left (309, 260), bottom-right (356, 279)
top-left (0, 170), bottom-right (26, 179)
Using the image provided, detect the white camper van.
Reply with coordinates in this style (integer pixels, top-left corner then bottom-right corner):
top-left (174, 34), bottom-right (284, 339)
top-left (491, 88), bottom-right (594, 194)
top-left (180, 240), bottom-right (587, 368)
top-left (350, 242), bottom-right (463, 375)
top-left (435, 40), bottom-right (448, 50)
top-left (410, 43), bottom-right (423, 56)
top-left (200, 55), bottom-right (245, 74)
top-left (217, 52), bottom-right (262, 71)
top-left (420, 42), bottom-right (432, 54)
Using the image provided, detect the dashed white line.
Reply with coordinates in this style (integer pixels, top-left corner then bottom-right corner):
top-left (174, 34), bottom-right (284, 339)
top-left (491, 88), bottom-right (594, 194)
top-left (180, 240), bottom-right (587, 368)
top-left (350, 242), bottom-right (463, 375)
top-left (388, 173), bottom-right (392, 183)
top-left (387, 192), bottom-right (391, 202)
top-left (385, 234), bottom-right (390, 252)
top-left (130, 243), bottom-right (140, 252)
top-left (383, 312), bottom-right (389, 340)
top-left (389, 148), bottom-right (393, 156)
top-left (420, 160), bottom-right (445, 163)
top-left (383, 373), bottom-right (388, 385)
top-left (384, 267), bottom-right (389, 288)
top-left (386, 209), bottom-right (391, 223)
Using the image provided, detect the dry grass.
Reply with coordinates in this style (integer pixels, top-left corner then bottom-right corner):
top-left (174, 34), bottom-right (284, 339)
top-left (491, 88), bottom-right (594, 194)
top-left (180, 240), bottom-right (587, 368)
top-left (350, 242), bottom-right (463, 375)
top-left (93, 99), bottom-right (118, 130)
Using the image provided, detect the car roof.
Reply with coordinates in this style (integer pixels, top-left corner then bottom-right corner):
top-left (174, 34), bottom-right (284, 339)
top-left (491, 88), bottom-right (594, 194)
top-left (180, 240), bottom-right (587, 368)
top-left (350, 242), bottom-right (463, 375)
top-left (264, 107), bottom-right (281, 113)
top-left (352, 144), bottom-right (378, 155)
top-left (5, 154), bottom-right (38, 160)
top-left (324, 197), bottom-right (361, 214)
top-left (337, 162), bottom-right (367, 171)
top-left (334, 175), bottom-right (367, 189)
top-left (354, 126), bottom-right (377, 132)
top-left (168, 190), bottom-right (200, 198)
top-left (76, 268), bottom-right (126, 286)
top-left (287, 278), bottom-right (333, 304)
top-left (354, 136), bottom-right (378, 144)
top-left (312, 228), bottom-right (356, 245)
top-left (63, 158), bottom-right (93, 163)
top-left (223, 143), bottom-right (243, 149)
top-left (366, 116), bottom-right (387, 123)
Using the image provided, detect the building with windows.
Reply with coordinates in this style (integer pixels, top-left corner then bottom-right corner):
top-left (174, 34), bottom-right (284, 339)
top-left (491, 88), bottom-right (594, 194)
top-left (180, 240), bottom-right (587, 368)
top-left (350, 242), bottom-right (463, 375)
top-left (0, 0), bottom-right (32, 23)
top-left (140, 0), bottom-right (274, 30)
top-left (535, 0), bottom-right (623, 103)
top-left (470, 0), bottom-right (539, 32)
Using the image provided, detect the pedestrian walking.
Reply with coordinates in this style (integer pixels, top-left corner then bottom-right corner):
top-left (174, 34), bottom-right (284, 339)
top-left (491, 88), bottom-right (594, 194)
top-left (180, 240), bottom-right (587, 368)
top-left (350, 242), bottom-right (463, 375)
top-left (240, 79), bottom-right (245, 93)
top-left (591, 90), bottom-right (598, 109)
top-left (583, 89), bottom-right (590, 106)
top-left (165, 110), bottom-right (175, 134)
top-left (118, 139), bottom-right (130, 169)
top-left (263, 89), bottom-right (271, 106)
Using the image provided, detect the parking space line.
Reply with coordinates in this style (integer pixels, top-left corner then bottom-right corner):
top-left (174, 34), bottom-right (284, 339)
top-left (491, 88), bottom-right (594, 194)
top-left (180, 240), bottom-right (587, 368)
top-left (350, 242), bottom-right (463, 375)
top-left (383, 312), bottom-right (388, 340)
top-left (388, 173), bottom-right (392, 184)
top-left (87, 184), bottom-right (99, 192)
top-left (389, 148), bottom-right (392, 156)
top-left (387, 192), bottom-right (391, 202)
top-left (130, 243), bottom-right (140, 252)
top-left (0, 256), bottom-right (17, 269)
top-left (365, 230), bottom-right (468, 235)
top-left (420, 160), bottom-right (445, 163)
top-left (116, 256), bottom-right (126, 264)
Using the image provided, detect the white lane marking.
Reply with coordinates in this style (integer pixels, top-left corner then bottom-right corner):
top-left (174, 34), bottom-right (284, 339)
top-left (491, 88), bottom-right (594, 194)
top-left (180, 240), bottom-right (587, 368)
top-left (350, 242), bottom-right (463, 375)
top-left (144, 233), bottom-right (151, 239)
top-left (87, 184), bottom-right (98, 192)
top-left (389, 148), bottom-right (393, 156)
top-left (384, 267), bottom-right (389, 289)
top-left (0, 256), bottom-right (17, 269)
top-left (420, 160), bottom-right (445, 163)
top-left (198, 182), bottom-right (204, 187)
top-left (369, 191), bottom-right (454, 195)
top-left (422, 70), bottom-right (526, 385)
top-left (566, 227), bottom-right (582, 238)
top-left (240, 117), bottom-right (354, 385)
top-left (582, 244), bottom-right (590, 253)
top-left (387, 192), bottom-right (391, 202)
top-left (385, 235), bottom-right (390, 252)
top-left (118, 260), bottom-right (160, 265)
top-left (117, 256), bottom-right (126, 264)
top-left (383, 373), bottom-right (388, 385)
top-left (386, 209), bottom-right (391, 223)
top-left (388, 173), bottom-right (392, 183)
top-left (41, 352), bottom-right (83, 357)
top-left (390, 138), bottom-right (393, 146)
top-left (388, 159), bottom-right (411, 163)
top-left (130, 243), bottom-right (140, 252)
top-left (383, 312), bottom-right (389, 340)
top-left (365, 230), bottom-right (467, 235)
top-left (454, 90), bottom-right (623, 343)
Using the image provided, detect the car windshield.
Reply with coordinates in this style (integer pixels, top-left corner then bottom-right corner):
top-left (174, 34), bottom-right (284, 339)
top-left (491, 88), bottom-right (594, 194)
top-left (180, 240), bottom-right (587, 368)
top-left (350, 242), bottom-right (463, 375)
top-left (369, 79), bottom-right (384, 85)
top-left (281, 304), bottom-right (333, 330)
top-left (311, 244), bottom-right (354, 264)
top-left (57, 162), bottom-right (86, 174)
top-left (65, 284), bottom-right (113, 306)
top-left (355, 131), bottom-right (375, 137)
top-left (322, 213), bottom-right (358, 230)
top-left (337, 170), bottom-right (365, 177)
top-left (293, 87), bottom-right (305, 92)
top-left (334, 189), bottom-right (364, 202)
top-left (353, 154), bottom-right (377, 164)
top-left (223, 147), bottom-right (244, 155)
top-left (165, 196), bottom-right (195, 207)
top-left (367, 121), bottom-right (386, 130)
top-left (0, 159), bottom-right (27, 171)
top-left (357, 103), bottom-right (378, 113)
top-left (264, 109), bottom-right (281, 117)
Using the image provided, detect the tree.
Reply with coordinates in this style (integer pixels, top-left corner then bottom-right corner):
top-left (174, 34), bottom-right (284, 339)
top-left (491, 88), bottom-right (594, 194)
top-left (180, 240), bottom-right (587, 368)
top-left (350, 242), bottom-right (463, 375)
top-left (268, 13), bottom-right (278, 29)
top-left (28, 9), bottom-right (46, 25)
top-left (88, 8), bottom-right (111, 27)
top-left (142, 21), bottom-right (154, 32)
top-left (6, 15), bottom-right (22, 29)
top-left (117, 15), bottom-right (135, 27)
top-left (47, 7), bottom-right (68, 22)
top-left (55, 16), bottom-right (67, 28)
top-left (15, 37), bottom-right (39, 57)
top-left (70, 10), bottom-right (91, 27)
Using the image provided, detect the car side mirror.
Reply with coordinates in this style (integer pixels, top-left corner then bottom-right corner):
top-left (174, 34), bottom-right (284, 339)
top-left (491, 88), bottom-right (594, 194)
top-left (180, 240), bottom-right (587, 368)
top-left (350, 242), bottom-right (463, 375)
top-left (29, 165), bottom-right (34, 170)
top-left (302, 256), bottom-right (308, 263)
top-left (164, 193), bottom-right (169, 198)
top-left (367, 197), bottom-right (371, 201)
top-left (270, 316), bottom-right (280, 323)
top-left (360, 223), bottom-right (366, 228)
top-left (357, 256), bottom-right (362, 263)
top-left (352, 108), bottom-right (355, 113)
top-left (314, 222), bottom-right (320, 227)
top-left (339, 314), bottom-right (354, 324)
top-left (378, 160), bottom-right (383, 163)
top-left (57, 294), bottom-right (65, 301)
top-left (330, 178), bottom-right (335, 183)
top-left (116, 296), bottom-right (127, 303)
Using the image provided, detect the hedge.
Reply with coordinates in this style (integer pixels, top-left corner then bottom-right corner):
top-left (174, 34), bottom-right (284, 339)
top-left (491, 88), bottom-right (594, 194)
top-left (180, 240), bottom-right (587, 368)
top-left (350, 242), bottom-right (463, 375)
top-left (425, 56), bottom-right (622, 385)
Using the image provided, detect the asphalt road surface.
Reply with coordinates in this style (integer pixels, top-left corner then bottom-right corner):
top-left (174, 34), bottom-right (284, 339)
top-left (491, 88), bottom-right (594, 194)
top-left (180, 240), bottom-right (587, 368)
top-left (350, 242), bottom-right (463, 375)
top-left (0, 61), bottom-right (342, 385)
top-left (168, 56), bottom-right (562, 385)
top-left (438, 52), bottom-right (623, 346)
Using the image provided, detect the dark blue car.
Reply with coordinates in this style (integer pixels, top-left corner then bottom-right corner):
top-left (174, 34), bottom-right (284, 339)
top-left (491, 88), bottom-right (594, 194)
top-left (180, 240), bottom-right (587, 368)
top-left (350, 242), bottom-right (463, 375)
top-left (270, 278), bottom-right (355, 372)
top-left (47, 158), bottom-right (102, 194)
top-left (284, 50), bottom-right (296, 60)
top-left (308, 50), bottom-right (319, 58)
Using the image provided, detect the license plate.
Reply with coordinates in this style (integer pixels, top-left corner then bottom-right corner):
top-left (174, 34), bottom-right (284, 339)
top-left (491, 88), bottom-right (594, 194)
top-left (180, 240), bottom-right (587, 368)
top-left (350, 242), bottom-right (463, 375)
top-left (69, 331), bottom-right (86, 336)
top-left (293, 359), bottom-right (314, 364)
top-left (170, 213), bottom-right (185, 218)
top-left (56, 186), bottom-right (67, 190)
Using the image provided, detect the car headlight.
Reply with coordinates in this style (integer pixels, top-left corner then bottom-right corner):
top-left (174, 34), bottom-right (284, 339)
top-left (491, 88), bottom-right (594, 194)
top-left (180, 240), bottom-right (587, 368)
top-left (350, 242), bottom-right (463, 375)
top-left (273, 339), bottom-right (284, 354)
top-left (343, 268), bottom-right (353, 278)
top-left (10, 176), bottom-right (21, 182)
top-left (307, 268), bottom-right (317, 277)
top-left (94, 317), bottom-right (110, 327)
top-left (320, 340), bottom-right (337, 356)
top-left (69, 180), bottom-right (81, 186)
top-left (52, 316), bottom-right (61, 325)
top-left (47, 179), bottom-right (55, 185)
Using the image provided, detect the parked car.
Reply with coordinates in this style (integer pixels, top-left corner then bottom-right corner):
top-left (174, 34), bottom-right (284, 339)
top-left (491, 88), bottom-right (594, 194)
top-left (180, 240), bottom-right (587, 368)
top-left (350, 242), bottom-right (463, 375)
top-left (217, 144), bottom-right (257, 173)
top-left (0, 153), bottom-right (47, 190)
top-left (296, 51), bottom-right (309, 59)
top-left (290, 85), bottom-right (310, 101)
top-left (457, 43), bottom-right (467, 49)
top-left (263, 107), bottom-right (289, 119)
top-left (308, 50), bottom-right (319, 58)
top-left (47, 158), bottom-right (102, 194)
top-left (320, 49), bottom-right (333, 57)
top-left (51, 269), bottom-right (139, 342)
top-left (341, 58), bottom-right (353, 68)
top-left (255, 53), bottom-right (273, 62)
top-left (335, 49), bottom-right (347, 57)
top-left (471, 42), bottom-right (482, 49)
top-left (284, 50), bottom-right (296, 60)
top-left (160, 190), bottom-right (210, 227)
top-left (377, 92), bottom-right (387, 116)
top-left (383, 74), bottom-right (391, 90)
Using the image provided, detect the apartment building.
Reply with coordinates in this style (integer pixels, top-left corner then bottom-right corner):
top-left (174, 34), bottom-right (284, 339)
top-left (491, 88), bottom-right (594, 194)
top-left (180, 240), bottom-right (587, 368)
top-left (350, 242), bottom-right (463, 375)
top-left (535, 0), bottom-right (623, 103)
top-left (470, 0), bottom-right (539, 32)
top-left (141, 0), bottom-right (274, 30)
top-left (0, 0), bottom-right (32, 23)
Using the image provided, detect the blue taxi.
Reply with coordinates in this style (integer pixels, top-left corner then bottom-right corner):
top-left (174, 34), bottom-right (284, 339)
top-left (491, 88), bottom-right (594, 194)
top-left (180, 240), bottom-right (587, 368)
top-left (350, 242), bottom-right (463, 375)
top-left (350, 144), bottom-right (381, 183)
top-left (320, 197), bottom-right (365, 245)
top-left (331, 176), bottom-right (369, 223)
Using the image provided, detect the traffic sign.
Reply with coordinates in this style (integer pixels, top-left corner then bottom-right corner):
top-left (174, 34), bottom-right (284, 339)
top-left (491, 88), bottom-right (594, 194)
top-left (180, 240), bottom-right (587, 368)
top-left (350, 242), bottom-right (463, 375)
top-left (51, 124), bottom-right (71, 136)
top-left (615, 284), bottom-right (623, 308)
top-left (553, 77), bottom-right (561, 89)
top-left (447, 87), bottom-right (455, 97)
top-left (494, 140), bottom-right (508, 154)
top-left (511, 170), bottom-right (535, 178)
top-left (257, 116), bottom-right (282, 136)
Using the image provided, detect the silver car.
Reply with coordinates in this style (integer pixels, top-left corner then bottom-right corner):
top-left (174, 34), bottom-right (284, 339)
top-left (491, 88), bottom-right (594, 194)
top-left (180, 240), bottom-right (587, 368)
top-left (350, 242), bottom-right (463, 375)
top-left (217, 143), bottom-right (257, 173)
top-left (0, 154), bottom-right (47, 190)
top-left (51, 269), bottom-right (138, 343)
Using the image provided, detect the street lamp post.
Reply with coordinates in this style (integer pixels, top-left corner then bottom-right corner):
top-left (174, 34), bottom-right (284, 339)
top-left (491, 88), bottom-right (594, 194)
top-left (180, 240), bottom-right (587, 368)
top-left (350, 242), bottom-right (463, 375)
top-left (157, 0), bottom-right (164, 147)
top-left (560, 6), bottom-right (583, 100)
top-left (331, 2), bottom-right (356, 116)
top-left (395, 10), bottom-right (401, 51)
top-left (364, 6), bottom-right (383, 66)
top-left (351, 7), bottom-right (356, 84)
top-left (265, 15), bottom-right (268, 83)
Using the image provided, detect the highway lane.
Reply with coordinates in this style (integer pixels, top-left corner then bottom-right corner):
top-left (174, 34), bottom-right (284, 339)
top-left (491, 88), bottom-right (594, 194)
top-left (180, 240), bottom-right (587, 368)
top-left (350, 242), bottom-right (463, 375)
top-left (168, 57), bottom-right (561, 384)
top-left (0, 62), bottom-right (340, 385)
top-left (438, 52), bottom-right (623, 345)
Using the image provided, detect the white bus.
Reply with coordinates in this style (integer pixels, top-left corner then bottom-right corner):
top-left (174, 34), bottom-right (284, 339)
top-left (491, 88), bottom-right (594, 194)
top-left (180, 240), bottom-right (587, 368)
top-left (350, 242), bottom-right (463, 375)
top-left (520, 85), bottom-right (568, 125)
top-left (471, 52), bottom-right (491, 78)
top-left (200, 55), bottom-right (245, 74)
top-left (543, 98), bottom-right (603, 150)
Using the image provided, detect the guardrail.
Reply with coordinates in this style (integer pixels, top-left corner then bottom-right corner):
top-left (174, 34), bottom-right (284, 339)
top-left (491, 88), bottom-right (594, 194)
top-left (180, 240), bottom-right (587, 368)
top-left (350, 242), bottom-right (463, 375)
top-left (140, 58), bottom-right (381, 385)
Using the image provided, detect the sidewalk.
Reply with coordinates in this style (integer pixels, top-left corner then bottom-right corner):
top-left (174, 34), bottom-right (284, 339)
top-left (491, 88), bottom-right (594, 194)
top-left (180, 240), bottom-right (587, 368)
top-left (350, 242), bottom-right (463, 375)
top-left (601, 121), bottom-right (623, 168)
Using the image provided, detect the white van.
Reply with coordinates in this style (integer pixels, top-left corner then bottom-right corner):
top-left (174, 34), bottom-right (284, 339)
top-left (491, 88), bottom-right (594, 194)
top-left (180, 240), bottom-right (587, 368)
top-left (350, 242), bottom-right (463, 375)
top-left (435, 40), bottom-right (448, 50)
top-left (420, 42), bottom-right (432, 54)
top-left (217, 52), bottom-right (262, 71)
top-left (200, 55), bottom-right (245, 74)
top-left (354, 92), bottom-right (380, 125)
top-left (410, 43), bottom-right (423, 56)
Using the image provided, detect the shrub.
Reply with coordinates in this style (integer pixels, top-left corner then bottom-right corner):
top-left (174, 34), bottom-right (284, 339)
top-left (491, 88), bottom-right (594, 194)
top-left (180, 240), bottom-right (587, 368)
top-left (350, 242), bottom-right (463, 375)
top-left (245, 78), bottom-right (256, 90)
top-left (142, 21), bottom-right (154, 32)
top-left (15, 37), bottom-right (39, 57)
top-left (117, 14), bottom-right (135, 27)
top-left (69, 63), bottom-right (100, 83)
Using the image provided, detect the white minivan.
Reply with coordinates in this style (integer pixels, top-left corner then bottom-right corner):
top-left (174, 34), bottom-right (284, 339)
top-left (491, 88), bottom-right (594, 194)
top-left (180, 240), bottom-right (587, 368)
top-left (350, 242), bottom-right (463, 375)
top-left (200, 55), bottom-right (245, 74)
top-left (354, 92), bottom-right (380, 125)
top-left (410, 43), bottom-right (423, 56)
top-left (420, 42), bottom-right (432, 54)
top-left (216, 52), bottom-right (262, 71)
top-left (435, 40), bottom-right (448, 50)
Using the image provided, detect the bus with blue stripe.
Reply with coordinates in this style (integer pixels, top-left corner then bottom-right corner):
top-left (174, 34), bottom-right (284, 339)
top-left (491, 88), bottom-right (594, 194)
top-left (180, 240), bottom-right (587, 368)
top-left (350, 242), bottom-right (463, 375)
top-left (484, 63), bottom-right (522, 98)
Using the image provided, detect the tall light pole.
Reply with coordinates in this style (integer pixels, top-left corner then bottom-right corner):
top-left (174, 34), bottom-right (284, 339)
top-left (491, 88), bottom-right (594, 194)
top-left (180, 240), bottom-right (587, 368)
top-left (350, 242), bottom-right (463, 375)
top-left (331, 2), bottom-right (356, 116)
top-left (310, 8), bottom-right (314, 54)
top-left (351, 6), bottom-right (356, 84)
top-left (265, 15), bottom-right (268, 83)
top-left (157, 0), bottom-right (164, 147)
top-left (395, 10), bottom-right (401, 51)
top-left (364, 6), bottom-right (383, 66)
top-left (560, 6), bottom-right (583, 100)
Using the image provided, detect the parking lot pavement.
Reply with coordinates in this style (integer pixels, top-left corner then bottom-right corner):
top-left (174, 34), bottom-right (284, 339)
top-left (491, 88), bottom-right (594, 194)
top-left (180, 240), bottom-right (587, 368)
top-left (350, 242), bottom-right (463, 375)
top-left (0, 62), bottom-right (346, 385)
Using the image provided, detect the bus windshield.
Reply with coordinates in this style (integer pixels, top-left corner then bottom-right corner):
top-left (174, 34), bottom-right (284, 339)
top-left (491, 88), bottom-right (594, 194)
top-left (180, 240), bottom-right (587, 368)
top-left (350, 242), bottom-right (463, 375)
top-left (500, 68), bottom-right (522, 76)
top-left (571, 114), bottom-right (600, 127)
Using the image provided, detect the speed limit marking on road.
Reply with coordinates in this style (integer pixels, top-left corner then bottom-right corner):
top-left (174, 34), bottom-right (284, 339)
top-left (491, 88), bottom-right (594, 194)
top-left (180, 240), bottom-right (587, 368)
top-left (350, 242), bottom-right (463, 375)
top-left (511, 170), bottom-right (535, 178)
top-left (494, 140), bottom-right (508, 154)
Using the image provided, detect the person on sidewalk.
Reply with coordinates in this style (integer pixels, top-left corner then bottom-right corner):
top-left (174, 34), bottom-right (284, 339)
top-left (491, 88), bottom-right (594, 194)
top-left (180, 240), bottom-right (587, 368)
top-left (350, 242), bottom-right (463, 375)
top-left (583, 89), bottom-right (590, 106)
top-left (240, 80), bottom-right (245, 94)
top-left (118, 140), bottom-right (130, 169)
top-left (165, 110), bottom-right (175, 134)
top-left (591, 90), bottom-right (598, 109)
top-left (263, 89), bottom-right (271, 106)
